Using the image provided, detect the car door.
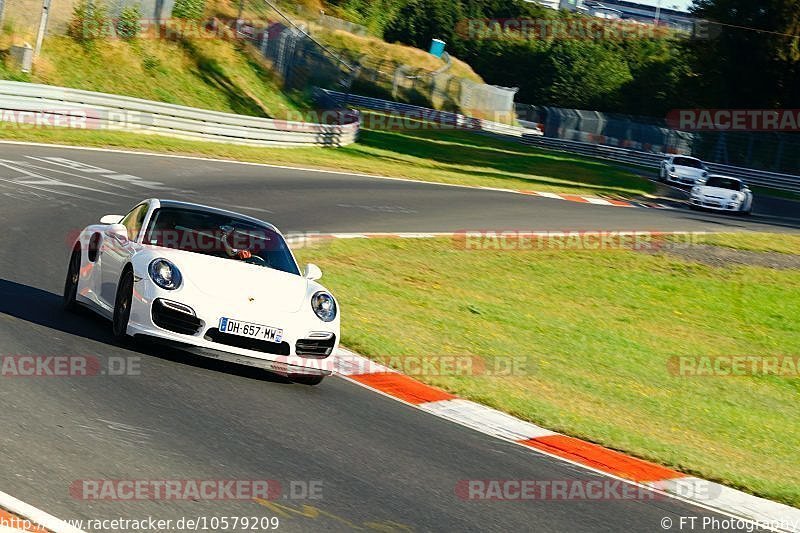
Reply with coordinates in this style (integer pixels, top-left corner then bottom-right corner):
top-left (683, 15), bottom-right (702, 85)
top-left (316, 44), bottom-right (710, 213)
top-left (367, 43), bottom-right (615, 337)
top-left (100, 203), bottom-right (148, 308)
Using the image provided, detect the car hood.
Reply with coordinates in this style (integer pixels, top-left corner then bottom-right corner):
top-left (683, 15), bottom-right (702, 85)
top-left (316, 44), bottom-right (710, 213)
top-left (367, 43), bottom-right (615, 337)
top-left (697, 186), bottom-right (740, 200)
top-left (674, 166), bottom-right (705, 177)
top-left (147, 248), bottom-right (308, 313)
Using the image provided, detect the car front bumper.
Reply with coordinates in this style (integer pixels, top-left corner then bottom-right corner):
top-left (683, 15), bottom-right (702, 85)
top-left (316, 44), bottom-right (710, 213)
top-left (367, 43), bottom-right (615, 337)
top-left (126, 288), bottom-right (339, 376)
top-left (690, 197), bottom-right (743, 211)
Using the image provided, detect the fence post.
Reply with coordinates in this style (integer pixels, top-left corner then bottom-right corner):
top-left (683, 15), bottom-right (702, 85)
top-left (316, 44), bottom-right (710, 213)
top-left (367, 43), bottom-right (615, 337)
top-left (33, 0), bottom-right (51, 59)
top-left (773, 136), bottom-right (785, 171)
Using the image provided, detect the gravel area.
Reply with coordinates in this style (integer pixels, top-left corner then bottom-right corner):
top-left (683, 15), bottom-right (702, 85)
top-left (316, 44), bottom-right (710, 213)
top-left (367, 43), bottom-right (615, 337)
top-left (646, 243), bottom-right (800, 269)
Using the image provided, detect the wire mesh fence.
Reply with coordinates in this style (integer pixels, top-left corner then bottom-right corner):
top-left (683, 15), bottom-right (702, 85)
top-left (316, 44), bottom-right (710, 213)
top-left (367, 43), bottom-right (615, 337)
top-left (255, 3), bottom-right (516, 120)
top-left (517, 104), bottom-right (800, 174)
top-left (1, 0), bottom-right (78, 40)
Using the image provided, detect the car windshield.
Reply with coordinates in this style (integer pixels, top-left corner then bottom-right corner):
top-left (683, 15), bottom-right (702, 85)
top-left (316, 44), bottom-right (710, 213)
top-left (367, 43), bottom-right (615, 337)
top-left (673, 157), bottom-right (704, 169)
top-left (704, 177), bottom-right (742, 191)
top-left (143, 207), bottom-right (300, 276)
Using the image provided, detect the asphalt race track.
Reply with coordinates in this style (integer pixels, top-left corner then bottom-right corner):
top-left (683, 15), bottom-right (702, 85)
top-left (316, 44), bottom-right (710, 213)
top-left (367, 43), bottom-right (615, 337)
top-left (0, 143), bottom-right (791, 532)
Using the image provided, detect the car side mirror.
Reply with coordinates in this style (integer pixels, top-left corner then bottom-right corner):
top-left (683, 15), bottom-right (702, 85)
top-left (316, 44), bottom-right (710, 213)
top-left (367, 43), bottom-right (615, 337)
top-left (100, 214), bottom-right (123, 224)
top-left (305, 263), bottom-right (322, 281)
top-left (108, 223), bottom-right (129, 243)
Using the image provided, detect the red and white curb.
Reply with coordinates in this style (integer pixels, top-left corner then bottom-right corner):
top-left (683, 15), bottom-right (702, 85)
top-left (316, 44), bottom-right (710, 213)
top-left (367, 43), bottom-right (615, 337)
top-left (510, 189), bottom-right (673, 209)
top-left (333, 348), bottom-right (800, 532)
top-left (0, 490), bottom-right (82, 533)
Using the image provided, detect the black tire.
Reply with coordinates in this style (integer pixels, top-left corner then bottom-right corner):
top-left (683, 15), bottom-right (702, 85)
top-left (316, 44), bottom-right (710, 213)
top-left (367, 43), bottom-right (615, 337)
top-left (112, 268), bottom-right (134, 339)
top-left (63, 245), bottom-right (82, 312)
top-left (290, 374), bottom-right (325, 386)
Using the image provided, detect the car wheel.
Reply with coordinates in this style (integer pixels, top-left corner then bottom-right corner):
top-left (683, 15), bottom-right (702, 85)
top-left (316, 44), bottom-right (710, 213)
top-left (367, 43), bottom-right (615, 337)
top-left (290, 374), bottom-right (325, 386)
top-left (63, 245), bottom-right (81, 312)
top-left (112, 268), bottom-right (134, 339)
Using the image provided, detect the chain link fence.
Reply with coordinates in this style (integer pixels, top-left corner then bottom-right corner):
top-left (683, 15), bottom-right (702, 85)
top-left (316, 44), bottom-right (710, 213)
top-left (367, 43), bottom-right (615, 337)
top-left (255, 4), bottom-right (516, 120)
top-left (517, 104), bottom-right (800, 175)
top-left (1, 0), bottom-right (78, 40)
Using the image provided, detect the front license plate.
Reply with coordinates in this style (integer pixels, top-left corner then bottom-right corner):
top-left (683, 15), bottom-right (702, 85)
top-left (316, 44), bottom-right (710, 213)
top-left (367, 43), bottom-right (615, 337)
top-left (219, 317), bottom-right (284, 342)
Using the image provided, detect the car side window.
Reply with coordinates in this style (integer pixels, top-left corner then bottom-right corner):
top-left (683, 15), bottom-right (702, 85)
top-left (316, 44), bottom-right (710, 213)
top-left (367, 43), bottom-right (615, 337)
top-left (120, 203), bottom-right (148, 241)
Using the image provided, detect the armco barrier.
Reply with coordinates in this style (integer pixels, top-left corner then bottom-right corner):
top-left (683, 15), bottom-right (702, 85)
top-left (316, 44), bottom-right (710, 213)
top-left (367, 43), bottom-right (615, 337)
top-left (0, 81), bottom-right (359, 147)
top-left (521, 135), bottom-right (800, 194)
top-left (320, 89), bottom-right (542, 139)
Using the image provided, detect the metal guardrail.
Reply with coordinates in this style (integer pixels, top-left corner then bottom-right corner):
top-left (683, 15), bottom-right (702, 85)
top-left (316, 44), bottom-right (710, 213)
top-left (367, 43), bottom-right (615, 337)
top-left (521, 135), bottom-right (800, 194)
top-left (321, 89), bottom-right (542, 139)
top-left (0, 81), bottom-right (359, 147)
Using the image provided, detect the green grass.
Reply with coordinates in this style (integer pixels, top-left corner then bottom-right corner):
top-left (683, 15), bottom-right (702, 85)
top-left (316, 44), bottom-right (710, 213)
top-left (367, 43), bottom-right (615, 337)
top-left (293, 235), bottom-right (800, 507)
top-left (752, 185), bottom-right (800, 202)
top-left (691, 232), bottom-right (800, 255)
top-left (2, 35), bottom-right (306, 119)
top-left (0, 124), bottom-right (655, 197)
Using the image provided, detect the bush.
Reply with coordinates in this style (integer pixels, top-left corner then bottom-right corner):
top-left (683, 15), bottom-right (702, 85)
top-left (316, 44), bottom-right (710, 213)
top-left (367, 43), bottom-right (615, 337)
top-left (67, 0), bottom-right (109, 43)
top-left (116, 4), bottom-right (142, 40)
top-left (172, 0), bottom-right (206, 20)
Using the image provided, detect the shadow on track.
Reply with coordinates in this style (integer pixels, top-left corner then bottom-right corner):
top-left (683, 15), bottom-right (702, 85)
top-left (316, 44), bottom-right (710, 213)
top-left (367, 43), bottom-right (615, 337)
top-left (0, 278), bottom-right (292, 385)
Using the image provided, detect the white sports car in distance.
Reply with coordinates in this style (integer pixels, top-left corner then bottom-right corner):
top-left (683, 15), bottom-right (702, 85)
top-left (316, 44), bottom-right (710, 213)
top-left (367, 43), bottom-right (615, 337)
top-left (659, 155), bottom-right (709, 186)
top-left (63, 199), bottom-right (339, 385)
top-left (689, 175), bottom-right (753, 214)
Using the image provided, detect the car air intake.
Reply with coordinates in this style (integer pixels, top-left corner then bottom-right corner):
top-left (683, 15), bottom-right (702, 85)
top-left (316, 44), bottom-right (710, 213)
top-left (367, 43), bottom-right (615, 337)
top-left (151, 299), bottom-right (203, 335)
top-left (295, 334), bottom-right (337, 358)
top-left (204, 328), bottom-right (291, 356)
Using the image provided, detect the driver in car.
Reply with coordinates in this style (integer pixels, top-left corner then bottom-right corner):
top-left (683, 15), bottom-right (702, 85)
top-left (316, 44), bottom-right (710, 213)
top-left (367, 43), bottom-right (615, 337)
top-left (220, 226), bottom-right (253, 260)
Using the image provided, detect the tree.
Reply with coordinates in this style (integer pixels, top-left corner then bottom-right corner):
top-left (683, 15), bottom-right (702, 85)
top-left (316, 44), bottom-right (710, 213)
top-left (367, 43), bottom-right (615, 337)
top-left (689, 0), bottom-right (800, 108)
top-left (383, 0), bottom-right (463, 49)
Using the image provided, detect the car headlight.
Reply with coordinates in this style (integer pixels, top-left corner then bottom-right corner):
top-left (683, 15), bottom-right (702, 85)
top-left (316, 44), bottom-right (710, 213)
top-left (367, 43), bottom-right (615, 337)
top-left (731, 193), bottom-right (743, 202)
top-left (311, 291), bottom-right (337, 322)
top-left (148, 258), bottom-right (182, 290)
top-left (691, 186), bottom-right (701, 195)
top-left (670, 166), bottom-right (676, 173)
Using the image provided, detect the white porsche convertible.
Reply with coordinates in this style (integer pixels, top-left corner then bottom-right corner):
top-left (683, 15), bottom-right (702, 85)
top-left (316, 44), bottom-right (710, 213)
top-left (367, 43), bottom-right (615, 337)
top-left (63, 199), bottom-right (339, 385)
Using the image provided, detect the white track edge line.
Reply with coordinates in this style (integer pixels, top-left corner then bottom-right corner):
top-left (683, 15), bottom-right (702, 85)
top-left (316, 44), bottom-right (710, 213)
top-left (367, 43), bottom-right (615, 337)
top-left (0, 491), bottom-right (85, 533)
